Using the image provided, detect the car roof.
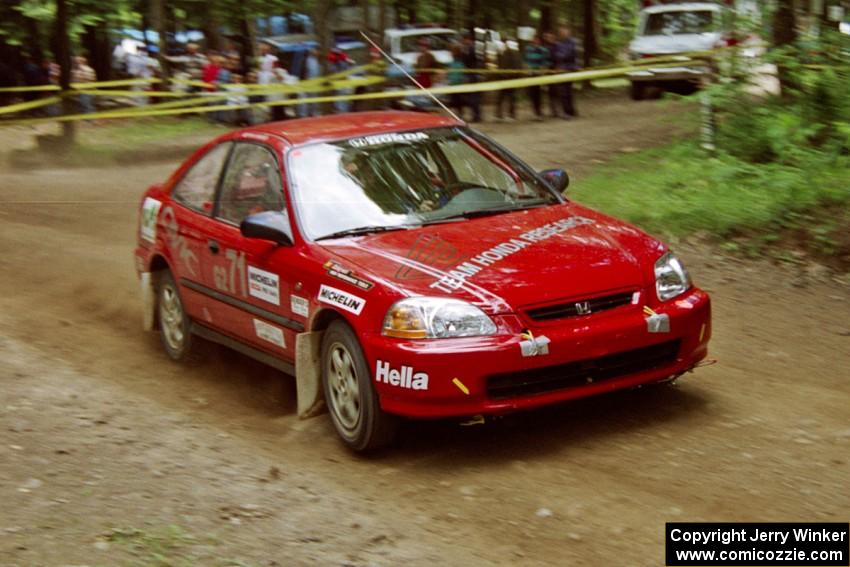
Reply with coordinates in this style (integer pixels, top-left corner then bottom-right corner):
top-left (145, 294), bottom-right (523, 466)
top-left (243, 111), bottom-right (462, 146)
top-left (384, 28), bottom-right (457, 37)
top-left (642, 2), bottom-right (722, 13)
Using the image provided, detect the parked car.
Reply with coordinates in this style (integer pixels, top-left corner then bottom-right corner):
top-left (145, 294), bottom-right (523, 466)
top-left (627, 2), bottom-right (735, 99)
top-left (383, 27), bottom-right (460, 67)
top-left (135, 111), bottom-right (712, 451)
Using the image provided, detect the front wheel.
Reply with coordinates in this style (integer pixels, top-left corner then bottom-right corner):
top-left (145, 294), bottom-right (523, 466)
top-left (321, 320), bottom-right (398, 452)
top-left (630, 81), bottom-right (646, 101)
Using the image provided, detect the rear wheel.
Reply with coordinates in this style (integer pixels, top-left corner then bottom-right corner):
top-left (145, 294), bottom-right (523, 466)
top-left (321, 320), bottom-right (398, 452)
top-left (157, 270), bottom-right (195, 361)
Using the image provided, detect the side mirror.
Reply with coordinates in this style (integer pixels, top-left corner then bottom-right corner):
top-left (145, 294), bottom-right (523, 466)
top-left (539, 168), bottom-right (570, 192)
top-left (240, 211), bottom-right (293, 246)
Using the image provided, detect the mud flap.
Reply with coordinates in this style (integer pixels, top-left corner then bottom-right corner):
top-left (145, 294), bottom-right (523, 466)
top-left (140, 272), bottom-right (155, 331)
top-left (295, 331), bottom-right (326, 419)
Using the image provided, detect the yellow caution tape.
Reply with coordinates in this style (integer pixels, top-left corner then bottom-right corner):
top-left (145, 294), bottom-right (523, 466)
top-left (0, 84), bottom-right (60, 93)
top-left (0, 96), bottom-right (62, 115)
top-left (0, 54), bottom-right (724, 126)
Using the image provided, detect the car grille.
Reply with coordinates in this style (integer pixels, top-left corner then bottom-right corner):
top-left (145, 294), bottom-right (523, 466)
top-left (486, 340), bottom-right (681, 400)
top-left (525, 291), bottom-right (635, 322)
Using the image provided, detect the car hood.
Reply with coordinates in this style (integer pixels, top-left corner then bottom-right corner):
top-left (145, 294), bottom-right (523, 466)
top-left (318, 203), bottom-right (663, 314)
top-left (630, 33), bottom-right (720, 55)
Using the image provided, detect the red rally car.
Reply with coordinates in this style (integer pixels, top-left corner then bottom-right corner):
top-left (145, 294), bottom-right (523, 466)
top-left (135, 111), bottom-right (711, 451)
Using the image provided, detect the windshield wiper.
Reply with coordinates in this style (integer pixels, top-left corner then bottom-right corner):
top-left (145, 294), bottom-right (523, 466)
top-left (435, 202), bottom-right (550, 221)
top-left (314, 224), bottom-right (412, 241)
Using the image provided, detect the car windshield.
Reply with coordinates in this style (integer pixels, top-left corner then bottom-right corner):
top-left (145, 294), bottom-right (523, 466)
top-left (642, 10), bottom-right (717, 35)
top-left (400, 33), bottom-right (458, 52)
top-left (287, 127), bottom-right (562, 241)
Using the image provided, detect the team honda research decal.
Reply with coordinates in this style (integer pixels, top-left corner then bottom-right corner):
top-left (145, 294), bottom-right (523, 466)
top-left (349, 132), bottom-right (428, 148)
top-left (323, 260), bottom-right (374, 290)
top-left (253, 318), bottom-right (285, 348)
top-left (429, 215), bottom-right (595, 293)
top-left (290, 295), bottom-right (309, 318)
top-left (317, 284), bottom-right (365, 315)
top-left (375, 360), bottom-right (429, 390)
top-left (247, 266), bottom-right (280, 305)
top-left (140, 197), bottom-right (162, 243)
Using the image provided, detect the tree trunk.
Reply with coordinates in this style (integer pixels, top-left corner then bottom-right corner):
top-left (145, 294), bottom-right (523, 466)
top-left (772, 0), bottom-right (797, 95)
top-left (379, 0), bottom-right (388, 37)
top-left (56, 0), bottom-right (75, 145)
top-left (240, 8), bottom-right (257, 74)
top-left (540, 0), bottom-right (554, 33)
top-left (361, 0), bottom-right (373, 33)
top-left (203, 5), bottom-right (224, 52)
top-left (150, 0), bottom-right (170, 88)
top-left (582, 0), bottom-right (597, 68)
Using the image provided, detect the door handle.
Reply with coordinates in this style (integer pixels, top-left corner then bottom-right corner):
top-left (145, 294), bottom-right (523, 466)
top-left (207, 239), bottom-right (220, 254)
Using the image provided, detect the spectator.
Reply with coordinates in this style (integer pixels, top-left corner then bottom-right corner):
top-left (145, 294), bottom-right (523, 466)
top-left (256, 42), bottom-right (278, 86)
top-left (329, 48), bottom-right (355, 113)
top-left (269, 61), bottom-right (298, 121)
top-left (542, 32), bottom-right (560, 117)
top-left (495, 39), bottom-right (521, 121)
top-left (183, 42), bottom-right (207, 82)
top-left (414, 38), bottom-right (438, 89)
top-left (552, 25), bottom-right (579, 119)
top-left (71, 55), bottom-right (97, 114)
top-left (21, 54), bottom-right (46, 103)
top-left (201, 52), bottom-right (223, 91)
top-left (461, 33), bottom-right (482, 122)
top-left (224, 73), bottom-right (250, 125)
top-left (126, 46), bottom-right (155, 105)
top-left (299, 48), bottom-right (321, 117)
top-left (446, 44), bottom-right (468, 120)
top-left (524, 32), bottom-right (551, 121)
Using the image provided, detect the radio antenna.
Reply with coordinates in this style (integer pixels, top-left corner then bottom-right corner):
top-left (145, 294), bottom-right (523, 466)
top-left (359, 30), bottom-right (462, 122)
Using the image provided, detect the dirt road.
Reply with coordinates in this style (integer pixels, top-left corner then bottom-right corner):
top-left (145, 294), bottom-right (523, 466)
top-left (2, 95), bottom-right (849, 567)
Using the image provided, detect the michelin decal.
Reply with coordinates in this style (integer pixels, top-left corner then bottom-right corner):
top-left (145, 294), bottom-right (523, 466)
top-left (318, 284), bottom-right (365, 315)
top-left (247, 266), bottom-right (280, 305)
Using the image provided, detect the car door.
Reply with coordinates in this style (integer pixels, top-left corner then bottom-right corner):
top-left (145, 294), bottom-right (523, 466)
top-left (202, 141), bottom-right (303, 360)
top-left (165, 141), bottom-right (232, 321)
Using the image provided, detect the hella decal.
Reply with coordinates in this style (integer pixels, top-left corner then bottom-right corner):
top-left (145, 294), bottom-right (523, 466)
top-left (317, 284), bottom-right (365, 315)
top-left (375, 360), bottom-right (429, 390)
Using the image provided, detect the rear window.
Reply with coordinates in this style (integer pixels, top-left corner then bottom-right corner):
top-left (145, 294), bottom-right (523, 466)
top-left (642, 10), bottom-right (717, 35)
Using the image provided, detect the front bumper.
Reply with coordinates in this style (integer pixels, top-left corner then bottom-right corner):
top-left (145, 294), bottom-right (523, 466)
top-left (627, 65), bottom-right (710, 83)
top-left (362, 288), bottom-right (711, 419)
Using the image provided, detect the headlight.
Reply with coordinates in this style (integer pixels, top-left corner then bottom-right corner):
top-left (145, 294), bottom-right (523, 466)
top-left (382, 297), bottom-right (497, 339)
top-left (655, 251), bottom-right (692, 301)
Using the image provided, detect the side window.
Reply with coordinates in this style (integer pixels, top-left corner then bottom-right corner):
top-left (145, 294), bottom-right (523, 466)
top-left (217, 143), bottom-right (285, 225)
top-left (173, 143), bottom-right (231, 214)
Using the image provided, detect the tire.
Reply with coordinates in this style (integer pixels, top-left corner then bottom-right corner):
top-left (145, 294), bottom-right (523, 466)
top-left (321, 320), bottom-right (398, 452)
top-left (630, 81), bottom-right (646, 101)
top-left (156, 270), bottom-right (195, 361)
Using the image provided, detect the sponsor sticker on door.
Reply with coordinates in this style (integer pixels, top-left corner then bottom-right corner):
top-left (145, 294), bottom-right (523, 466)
top-left (247, 266), bottom-right (279, 305)
top-left (253, 318), bottom-right (285, 348)
top-left (140, 197), bottom-right (161, 243)
top-left (290, 295), bottom-right (309, 318)
top-left (317, 284), bottom-right (365, 315)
